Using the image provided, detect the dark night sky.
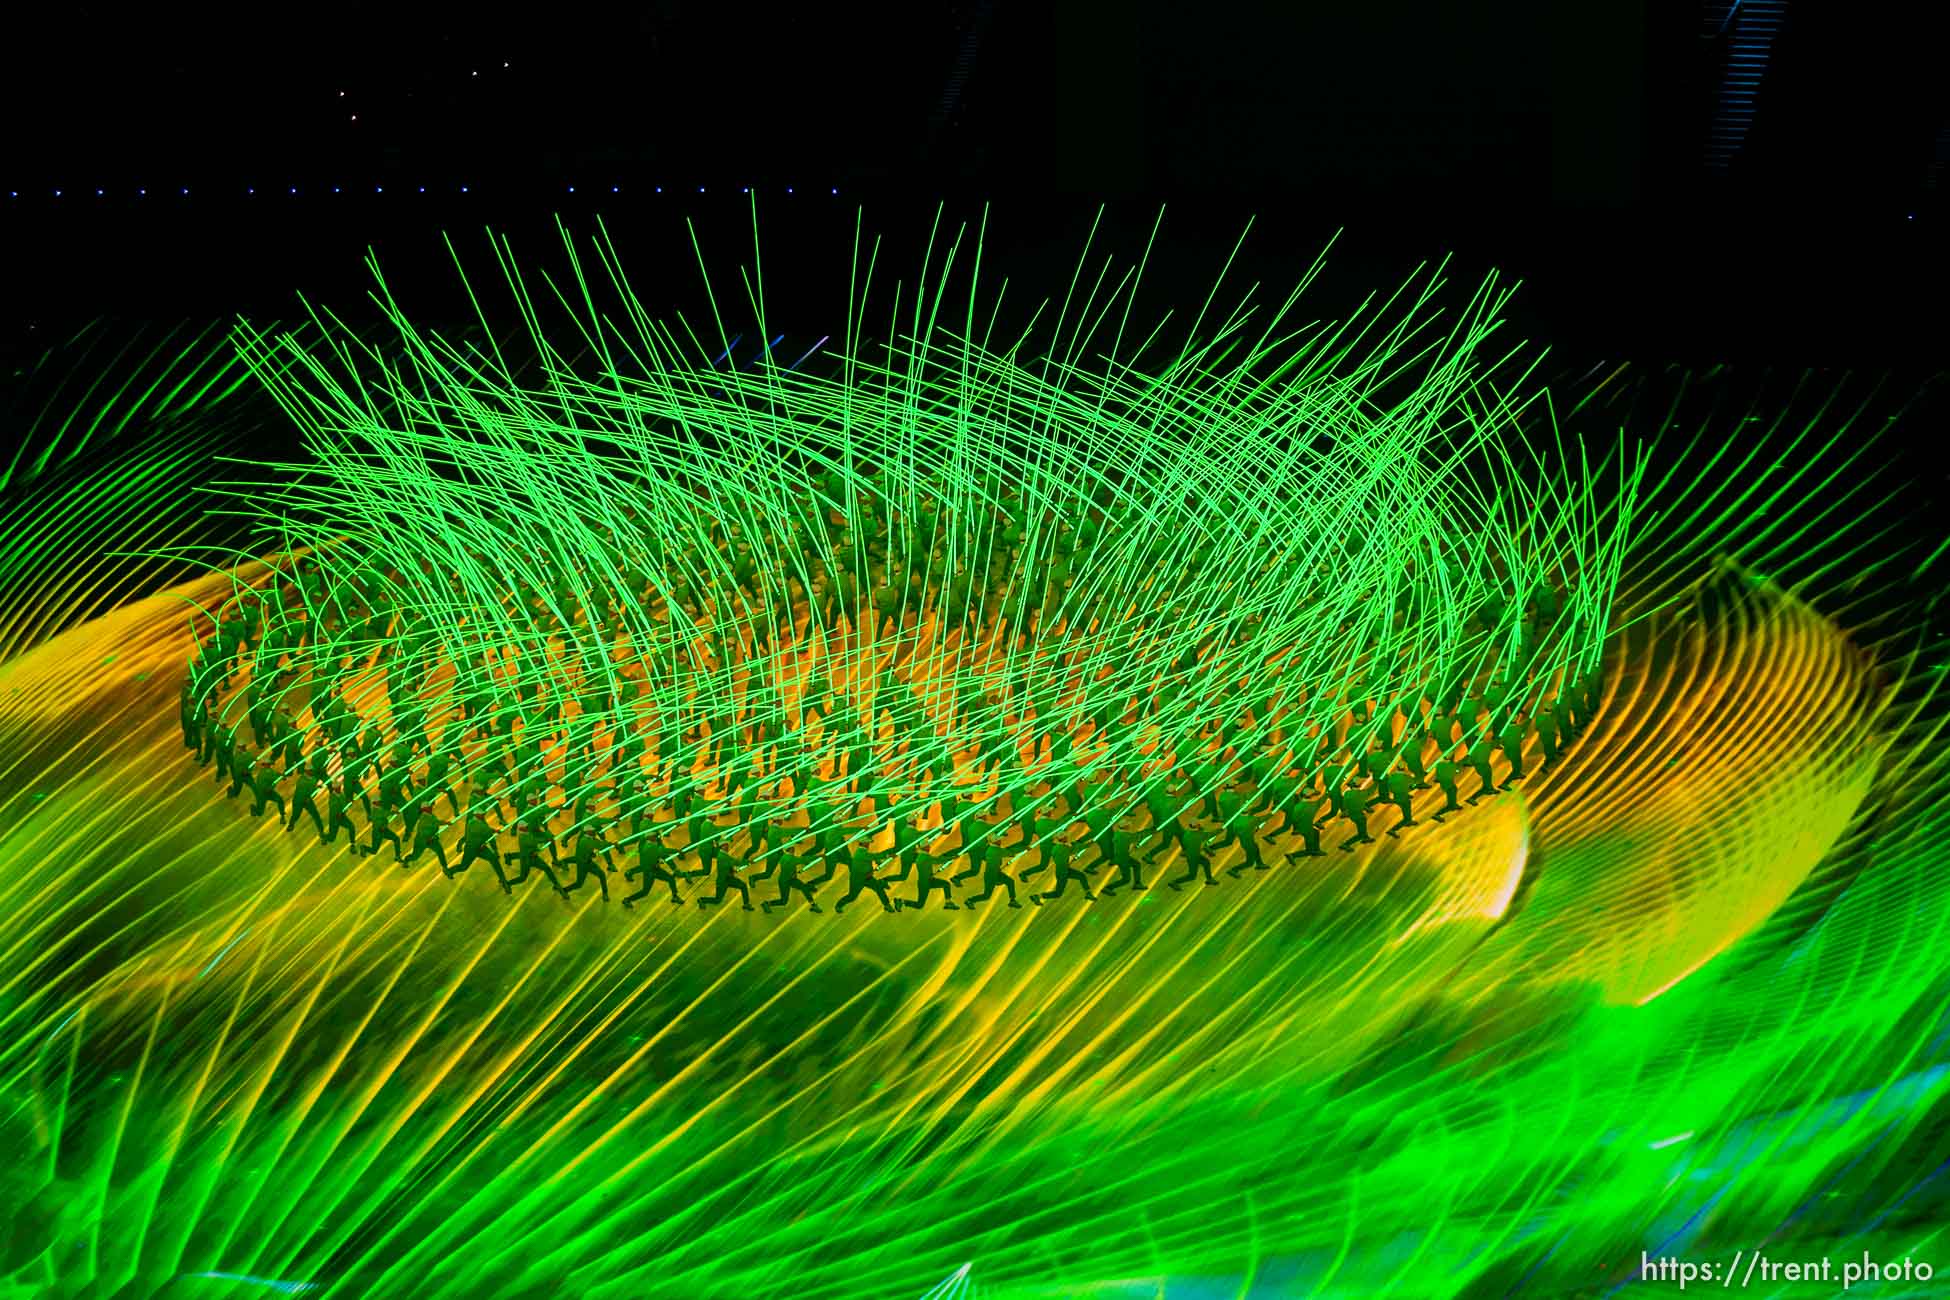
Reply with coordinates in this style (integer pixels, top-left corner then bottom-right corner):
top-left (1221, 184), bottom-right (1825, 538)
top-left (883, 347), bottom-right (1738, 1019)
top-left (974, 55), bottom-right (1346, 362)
top-left (7, 2), bottom-right (1940, 200)
top-left (2, 1), bottom-right (1945, 368)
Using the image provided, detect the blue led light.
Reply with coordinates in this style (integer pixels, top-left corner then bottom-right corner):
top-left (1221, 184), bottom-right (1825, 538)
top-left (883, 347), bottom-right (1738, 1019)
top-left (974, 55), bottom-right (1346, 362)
top-left (787, 187), bottom-right (794, 193)
top-left (831, 187), bottom-right (838, 194)
top-left (656, 186), bottom-right (662, 192)
top-left (290, 187), bottom-right (297, 194)
top-left (748, 334), bottom-right (785, 368)
top-left (699, 187), bottom-right (705, 193)
top-left (376, 186), bottom-right (383, 193)
top-left (418, 186), bottom-right (425, 193)
top-left (568, 185), bottom-right (575, 192)
top-left (612, 185), bottom-right (619, 192)
top-left (181, 188), bottom-right (189, 195)
top-left (96, 189), bottom-right (103, 196)
top-left (139, 188), bottom-right (146, 196)
top-left (248, 187), bottom-right (255, 194)
top-left (53, 189), bottom-right (61, 197)
top-left (461, 185), bottom-right (470, 193)
top-left (743, 186), bottom-right (750, 193)
top-left (333, 186), bottom-right (341, 193)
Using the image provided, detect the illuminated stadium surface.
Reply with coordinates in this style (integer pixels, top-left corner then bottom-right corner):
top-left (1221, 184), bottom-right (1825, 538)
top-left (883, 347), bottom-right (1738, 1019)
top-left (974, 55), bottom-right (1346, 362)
top-left (0, 213), bottom-right (1946, 1299)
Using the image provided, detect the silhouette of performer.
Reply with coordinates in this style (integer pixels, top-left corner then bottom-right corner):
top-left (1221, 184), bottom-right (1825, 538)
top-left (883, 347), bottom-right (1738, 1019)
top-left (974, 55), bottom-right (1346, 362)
top-left (1337, 782), bottom-right (1376, 853)
top-left (757, 842), bottom-right (834, 913)
top-left (623, 823), bottom-right (688, 907)
top-left (829, 832), bottom-right (896, 914)
top-left (1166, 821), bottom-right (1218, 890)
top-left (956, 837), bottom-right (1027, 909)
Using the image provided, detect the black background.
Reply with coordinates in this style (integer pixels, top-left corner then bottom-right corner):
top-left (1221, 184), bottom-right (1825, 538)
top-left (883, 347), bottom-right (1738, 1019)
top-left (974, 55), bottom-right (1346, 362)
top-left (2, 2), bottom-right (1943, 380)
